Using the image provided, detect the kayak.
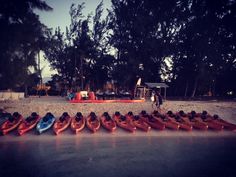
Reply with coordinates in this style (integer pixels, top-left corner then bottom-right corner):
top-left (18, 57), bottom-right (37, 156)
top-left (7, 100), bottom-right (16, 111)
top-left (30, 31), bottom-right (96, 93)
top-left (18, 112), bottom-right (41, 136)
top-left (36, 112), bottom-right (55, 134)
top-left (126, 112), bottom-right (151, 132)
top-left (113, 112), bottom-right (136, 132)
top-left (100, 112), bottom-right (116, 132)
top-left (0, 110), bottom-right (10, 127)
top-left (166, 111), bottom-right (192, 131)
top-left (195, 111), bottom-right (224, 131)
top-left (146, 110), bottom-right (179, 130)
top-left (71, 112), bottom-right (86, 134)
top-left (140, 111), bottom-right (165, 130)
top-left (86, 112), bottom-right (100, 133)
top-left (53, 112), bottom-right (71, 135)
top-left (212, 114), bottom-right (236, 131)
top-left (0, 112), bottom-right (23, 135)
top-left (177, 111), bottom-right (208, 130)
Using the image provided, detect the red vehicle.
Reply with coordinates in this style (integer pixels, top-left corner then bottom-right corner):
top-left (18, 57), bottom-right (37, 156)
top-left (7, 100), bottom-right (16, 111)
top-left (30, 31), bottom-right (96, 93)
top-left (147, 110), bottom-right (179, 130)
top-left (113, 112), bottom-right (136, 133)
top-left (126, 112), bottom-right (151, 132)
top-left (194, 111), bottom-right (224, 131)
top-left (0, 112), bottom-right (23, 135)
top-left (86, 112), bottom-right (100, 133)
top-left (71, 112), bottom-right (86, 134)
top-left (212, 114), bottom-right (236, 131)
top-left (166, 111), bottom-right (192, 131)
top-left (140, 111), bottom-right (165, 130)
top-left (178, 110), bottom-right (208, 130)
top-left (18, 112), bottom-right (41, 136)
top-left (100, 112), bottom-right (116, 132)
top-left (53, 112), bottom-right (72, 135)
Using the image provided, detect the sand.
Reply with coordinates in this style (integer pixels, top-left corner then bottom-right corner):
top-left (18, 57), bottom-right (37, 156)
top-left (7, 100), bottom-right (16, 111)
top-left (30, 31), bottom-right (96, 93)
top-left (0, 96), bottom-right (236, 123)
top-left (1, 97), bottom-right (236, 177)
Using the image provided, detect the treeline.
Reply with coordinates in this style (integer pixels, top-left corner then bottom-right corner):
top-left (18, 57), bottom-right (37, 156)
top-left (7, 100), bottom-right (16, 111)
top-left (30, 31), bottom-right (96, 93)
top-left (1, 0), bottom-right (236, 97)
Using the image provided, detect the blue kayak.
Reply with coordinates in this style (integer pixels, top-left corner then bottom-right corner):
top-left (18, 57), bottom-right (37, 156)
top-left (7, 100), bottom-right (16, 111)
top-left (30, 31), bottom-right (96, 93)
top-left (36, 112), bottom-right (55, 134)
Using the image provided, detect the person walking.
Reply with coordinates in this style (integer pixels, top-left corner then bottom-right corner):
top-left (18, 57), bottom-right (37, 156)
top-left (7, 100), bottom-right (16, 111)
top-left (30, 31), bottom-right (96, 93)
top-left (153, 89), bottom-right (163, 109)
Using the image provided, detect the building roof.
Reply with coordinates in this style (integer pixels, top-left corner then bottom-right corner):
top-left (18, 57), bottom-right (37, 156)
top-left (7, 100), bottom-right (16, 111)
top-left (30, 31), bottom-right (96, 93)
top-left (145, 82), bottom-right (169, 88)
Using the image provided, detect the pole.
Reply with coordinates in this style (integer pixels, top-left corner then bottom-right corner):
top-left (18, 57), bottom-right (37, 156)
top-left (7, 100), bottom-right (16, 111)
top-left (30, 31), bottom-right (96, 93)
top-left (38, 51), bottom-right (42, 98)
top-left (81, 55), bottom-right (83, 90)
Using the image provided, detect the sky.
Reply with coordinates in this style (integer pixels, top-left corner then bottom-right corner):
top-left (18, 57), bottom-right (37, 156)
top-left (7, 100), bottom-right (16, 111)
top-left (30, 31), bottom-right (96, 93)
top-left (35, 0), bottom-right (112, 79)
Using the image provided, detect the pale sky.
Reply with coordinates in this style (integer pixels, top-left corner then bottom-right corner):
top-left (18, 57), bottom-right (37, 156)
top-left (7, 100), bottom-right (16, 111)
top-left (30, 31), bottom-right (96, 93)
top-left (35, 0), bottom-right (112, 78)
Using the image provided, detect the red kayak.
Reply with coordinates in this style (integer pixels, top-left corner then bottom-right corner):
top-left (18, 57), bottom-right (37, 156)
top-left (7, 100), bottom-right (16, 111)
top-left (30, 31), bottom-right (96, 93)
top-left (0, 112), bottom-right (23, 135)
top-left (126, 112), bottom-right (151, 132)
top-left (86, 112), bottom-right (100, 133)
top-left (100, 112), bottom-right (116, 132)
top-left (18, 112), bottom-right (41, 136)
top-left (166, 111), bottom-right (192, 131)
top-left (178, 111), bottom-right (208, 130)
top-left (212, 114), bottom-right (236, 131)
top-left (146, 110), bottom-right (179, 130)
top-left (140, 111), bottom-right (165, 130)
top-left (53, 112), bottom-right (72, 135)
top-left (195, 111), bottom-right (224, 131)
top-left (113, 112), bottom-right (136, 133)
top-left (71, 112), bottom-right (86, 134)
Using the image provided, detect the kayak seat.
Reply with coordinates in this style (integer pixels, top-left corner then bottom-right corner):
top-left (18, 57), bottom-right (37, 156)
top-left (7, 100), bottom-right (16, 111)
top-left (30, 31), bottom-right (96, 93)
top-left (26, 116), bottom-right (35, 123)
top-left (8, 115), bottom-right (15, 123)
top-left (128, 112), bottom-right (133, 116)
top-left (90, 115), bottom-right (97, 121)
top-left (43, 116), bottom-right (50, 122)
top-left (103, 112), bottom-right (109, 117)
top-left (213, 114), bottom-right (219, 120)
top-left (115, 112), bottom-right (120, 116)
top-left (121, 116), bottom-right (126, 121)
top-left (141, 110), bottom-right (147, 116)
top-left (134, 115), bottom-right (139, 120)
top-left (59, 116), bottom-right (66, 122)
top-left (148, 116), bottom-right (155, 122)
top-left (105, 115), bottom-right (111, 121)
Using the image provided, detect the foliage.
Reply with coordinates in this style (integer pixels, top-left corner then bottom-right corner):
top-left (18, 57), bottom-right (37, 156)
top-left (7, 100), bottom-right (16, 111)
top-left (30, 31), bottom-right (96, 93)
top-left (0, 0), bottom-right (52, 93)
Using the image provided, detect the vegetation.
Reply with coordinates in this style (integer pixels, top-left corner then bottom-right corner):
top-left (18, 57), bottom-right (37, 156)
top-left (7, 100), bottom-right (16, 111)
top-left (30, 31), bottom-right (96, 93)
top-left (1, 0), bottom-right (236, 97)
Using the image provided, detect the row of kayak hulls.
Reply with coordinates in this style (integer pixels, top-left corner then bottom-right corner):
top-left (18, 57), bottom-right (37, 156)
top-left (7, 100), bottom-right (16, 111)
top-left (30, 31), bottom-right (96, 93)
top-left (1, 110), bottom-right (236, 135)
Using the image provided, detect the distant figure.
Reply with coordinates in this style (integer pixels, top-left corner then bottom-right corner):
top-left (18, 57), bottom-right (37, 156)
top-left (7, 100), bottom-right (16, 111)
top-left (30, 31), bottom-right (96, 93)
top-left (67, 89), bottom-right (75, 100)
top-left (153, 90), bottom-right (163, 109)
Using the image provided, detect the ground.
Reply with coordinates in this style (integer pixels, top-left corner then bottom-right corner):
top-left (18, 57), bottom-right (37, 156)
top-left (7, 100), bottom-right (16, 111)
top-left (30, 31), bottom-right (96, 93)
top-left (0, 97), bottom-right (236, 177)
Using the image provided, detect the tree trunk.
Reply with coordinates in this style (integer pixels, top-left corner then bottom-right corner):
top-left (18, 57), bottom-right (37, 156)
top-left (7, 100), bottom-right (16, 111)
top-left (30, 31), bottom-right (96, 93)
top-left (184, 81), bottom-right (189, 97)
top-left (24, 84), bottom-right (28, 98)
top-left (80, 55), bottom-right (84, 90)
top-left (191, 77), bottom-right (199, 98)
top-left (38, 51), bottom-right (42, 97)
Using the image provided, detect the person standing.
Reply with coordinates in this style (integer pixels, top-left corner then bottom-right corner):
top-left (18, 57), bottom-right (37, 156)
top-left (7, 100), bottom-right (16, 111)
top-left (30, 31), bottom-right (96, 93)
top-left (153, 90), bottom-right (163, 109)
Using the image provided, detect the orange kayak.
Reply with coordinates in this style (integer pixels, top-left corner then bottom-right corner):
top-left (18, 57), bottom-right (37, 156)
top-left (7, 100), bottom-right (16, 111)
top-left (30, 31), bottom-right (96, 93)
top-left (195, 111), bottom-right (224, 131)
top-left (71, 112), bottom-right (86, 134)
top-left (0, 112), bottom-right (23, 135)
top-left (86, 112), bottom-right (100, 133)
top-left (212, 114), bottom-right (236, 131)
top-left (166, 111), bottom-right (192, 131)
top-left (175, 111), bottom-right (207, 130)
top-left (126, 112), bottom-right (151, 132)
top-left (140, 111), bottom-right (165, 130)
top-left (18, 112), bottom-right (41, 136)
top-left (113, 112), bottom-right (136, 132)
top-left (147, 110), bottom-right (179, 130)
top-left (53, 112), bottom-right (72, 135)
top-left (100, 112), bottom-right (116, 132)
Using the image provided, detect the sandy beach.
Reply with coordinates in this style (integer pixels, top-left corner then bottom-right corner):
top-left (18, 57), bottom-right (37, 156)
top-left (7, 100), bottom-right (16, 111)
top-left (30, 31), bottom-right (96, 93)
top-left (1, 96), bottom-right (236, 121)
top-left (1, 97), bottom-right (236, 177)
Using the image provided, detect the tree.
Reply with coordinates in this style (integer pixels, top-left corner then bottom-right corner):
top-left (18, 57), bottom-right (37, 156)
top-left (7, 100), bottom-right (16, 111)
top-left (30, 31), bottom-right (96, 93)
top-left (0, 0), bottom-right (52, 95)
